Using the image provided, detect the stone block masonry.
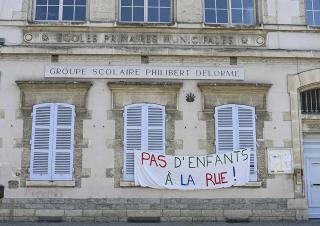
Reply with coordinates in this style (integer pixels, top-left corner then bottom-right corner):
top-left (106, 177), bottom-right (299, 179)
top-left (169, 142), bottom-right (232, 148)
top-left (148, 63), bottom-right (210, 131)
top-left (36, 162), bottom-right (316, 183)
top-left (0, 198), bottom-right (306, 222)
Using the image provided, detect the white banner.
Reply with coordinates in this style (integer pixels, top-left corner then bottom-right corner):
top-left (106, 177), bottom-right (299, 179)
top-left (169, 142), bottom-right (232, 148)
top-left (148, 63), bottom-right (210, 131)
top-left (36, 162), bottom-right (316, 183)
top-left (45, 65), bottom-right (244, 80)
top-left (134, 149), bottom-right (250, 190)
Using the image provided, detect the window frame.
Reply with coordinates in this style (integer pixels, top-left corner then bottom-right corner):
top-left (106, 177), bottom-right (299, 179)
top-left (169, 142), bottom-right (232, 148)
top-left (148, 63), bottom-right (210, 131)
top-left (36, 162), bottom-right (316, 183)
top-left (306, 0), bottom-right (320, 27)
top-left (33, 0), bottom-right (87, 22)
top-left (30, 103), bottom-right (75, 181)
top-left (203, 0), bottom-right (256, 26)
top-left (119, 0), bottom-right (173, 24)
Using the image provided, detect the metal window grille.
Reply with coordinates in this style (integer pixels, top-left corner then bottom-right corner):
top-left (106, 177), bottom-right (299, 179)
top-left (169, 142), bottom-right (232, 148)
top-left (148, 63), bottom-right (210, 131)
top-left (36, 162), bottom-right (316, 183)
top-left (301, 89), bottom-right (320, 114)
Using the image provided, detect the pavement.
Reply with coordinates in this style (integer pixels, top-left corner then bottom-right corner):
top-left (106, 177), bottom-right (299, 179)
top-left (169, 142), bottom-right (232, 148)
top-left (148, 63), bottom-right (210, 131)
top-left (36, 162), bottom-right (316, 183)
top-left (0, 221), bottom-right (320, 226)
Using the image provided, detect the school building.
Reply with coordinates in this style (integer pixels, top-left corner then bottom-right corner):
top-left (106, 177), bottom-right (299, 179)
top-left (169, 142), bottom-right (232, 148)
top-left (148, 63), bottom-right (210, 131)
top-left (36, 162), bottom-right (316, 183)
top-left (0, 0), bottom-right (320, 222)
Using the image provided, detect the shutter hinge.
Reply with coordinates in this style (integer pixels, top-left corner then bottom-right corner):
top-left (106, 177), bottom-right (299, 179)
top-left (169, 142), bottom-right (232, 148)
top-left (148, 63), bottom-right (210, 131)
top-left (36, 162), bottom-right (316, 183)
top-left (31, 112), bottom-right (33, 117)
top-left (29, 139), bottom-right (32, 145)
top-left (121, 168), bottom-right (124, 174)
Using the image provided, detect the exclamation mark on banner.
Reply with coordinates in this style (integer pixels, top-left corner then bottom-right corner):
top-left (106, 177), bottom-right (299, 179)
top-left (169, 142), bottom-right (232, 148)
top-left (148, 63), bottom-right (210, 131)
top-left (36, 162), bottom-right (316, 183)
top-left (233, 167), bottom-right (237, 182)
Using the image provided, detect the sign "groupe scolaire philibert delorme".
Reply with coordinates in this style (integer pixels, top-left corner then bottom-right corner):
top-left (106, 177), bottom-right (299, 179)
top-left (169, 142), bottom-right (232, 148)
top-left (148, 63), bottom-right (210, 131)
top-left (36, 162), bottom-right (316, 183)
top-left (45, 65), bottom-right (245, 80)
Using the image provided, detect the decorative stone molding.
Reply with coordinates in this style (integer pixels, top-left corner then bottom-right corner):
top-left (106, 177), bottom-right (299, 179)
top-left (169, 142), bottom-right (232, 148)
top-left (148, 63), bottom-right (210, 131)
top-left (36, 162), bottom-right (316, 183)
top-left (198, 82), bottom-right (272, 185)
top-left (288, 68), bottom-right (320, 197)
top-left (16, 81), bottom-right (92, 188)
top-left (107, 82), bottom-right (182, 187)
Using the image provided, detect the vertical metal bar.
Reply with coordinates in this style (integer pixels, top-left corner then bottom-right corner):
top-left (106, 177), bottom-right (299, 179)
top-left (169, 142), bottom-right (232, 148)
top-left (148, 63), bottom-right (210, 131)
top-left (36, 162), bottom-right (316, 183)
top-left (301, 92), bottom-right (304, 113)
top-left (315, 89), bottom-right (318, 113)
top-left (305, 91), bottom-right (308, 113)
top-left (310, 90), bottom-right (313, 113)
top-left (315, 89), bottom-right (320, 113)
top-left (318, 89), bottom-right (320, 113)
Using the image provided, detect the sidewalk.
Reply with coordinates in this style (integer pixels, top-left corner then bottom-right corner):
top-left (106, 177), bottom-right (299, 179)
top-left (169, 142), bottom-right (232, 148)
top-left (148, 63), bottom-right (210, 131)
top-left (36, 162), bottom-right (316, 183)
top-left (0, 221), bottom-right (320, 226)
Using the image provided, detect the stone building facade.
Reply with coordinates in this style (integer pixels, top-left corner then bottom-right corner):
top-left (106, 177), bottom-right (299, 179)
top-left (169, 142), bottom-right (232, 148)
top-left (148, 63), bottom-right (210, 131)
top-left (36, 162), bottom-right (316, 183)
top-left (0, 0), bottom-right (320, 222)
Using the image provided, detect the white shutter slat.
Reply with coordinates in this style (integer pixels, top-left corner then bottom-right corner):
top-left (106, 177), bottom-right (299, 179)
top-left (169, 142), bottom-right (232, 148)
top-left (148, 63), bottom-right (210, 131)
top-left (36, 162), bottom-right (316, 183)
top-left (30, 104), bottom-right (53, 180)
top-left (147, 105), bottom-right (165, 153)
top-left (238, 106), bottom-right (257, 181)
top-left (215, 105), bottom-right (234, 152)
top-left (124, 105), bottom-right (143, 181)
top-left (52, 104), bottom-right (74, 180)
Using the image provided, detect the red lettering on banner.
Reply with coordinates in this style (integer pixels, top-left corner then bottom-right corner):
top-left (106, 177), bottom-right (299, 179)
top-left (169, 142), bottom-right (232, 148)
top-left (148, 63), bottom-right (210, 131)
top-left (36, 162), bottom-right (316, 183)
top-left (158, 155), bottom-right (167, 168)
top-left (150, 154), bottom-right (159, 167)
top-left (141, 152), bottom-right (150, 165)
top-left (141, 152), bottom-right (168, 168)
top-left (206, 172), bottom-right (228, 187)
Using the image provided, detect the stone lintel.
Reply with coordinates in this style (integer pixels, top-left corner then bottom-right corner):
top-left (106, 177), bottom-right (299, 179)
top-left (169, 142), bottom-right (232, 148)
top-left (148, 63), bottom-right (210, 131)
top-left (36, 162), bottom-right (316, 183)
top-left (198, 82), bottom-right (272, 110)
top-left (108, 81), bottom-right (182, 92)
top-left (107, 81), bottom-right (182, 110)
top-left (16, 80), bottom-right (92, 90)
top-left (15, 80), bottom-right (92, 110)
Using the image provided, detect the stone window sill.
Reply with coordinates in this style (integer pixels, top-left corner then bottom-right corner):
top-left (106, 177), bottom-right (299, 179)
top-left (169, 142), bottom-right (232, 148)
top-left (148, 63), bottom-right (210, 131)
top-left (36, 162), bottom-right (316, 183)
top-left (120, 181), bottom-right (262, 188)
top-left (120, 181), bottom-right (136, 187)
top-left (301, 114), bottom-right (320, 120)
top-left (234, 181), bottom-right (262, 188)
top-left (26, 180), bottom-right (75, 187)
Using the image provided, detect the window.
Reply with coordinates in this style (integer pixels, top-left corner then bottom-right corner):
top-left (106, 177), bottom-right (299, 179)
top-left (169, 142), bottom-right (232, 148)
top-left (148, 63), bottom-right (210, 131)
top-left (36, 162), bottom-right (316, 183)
top-left (120, 0), bottom-right (172, 23)
top-left (215, 104), bottom-right (257, 181)
top-left (30, 103), bottom-right (75, 181)
top-left (204, 0), bottom-right (255, 25)
top-left (123, 103), bottom-right (166, 181)
top-left (301, 88), bottom-right (320, 114)
top-left (34, 0), bottom-right (86, 21)
top-left (306, 0), bottom-right (320, 26)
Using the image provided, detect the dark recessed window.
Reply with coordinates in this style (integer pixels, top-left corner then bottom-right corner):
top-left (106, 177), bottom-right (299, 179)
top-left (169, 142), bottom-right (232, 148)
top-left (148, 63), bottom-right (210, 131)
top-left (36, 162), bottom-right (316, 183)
top-left (306, 0), bottom-right (320, 26)
top-left (34, 0), bottom-right (86, 21)
top-left (204, 0), bottom-right (255, 25)
top-left (120, 0), bottom-right (172, 23)
top-left (301, 89), bottom-right (320, 114)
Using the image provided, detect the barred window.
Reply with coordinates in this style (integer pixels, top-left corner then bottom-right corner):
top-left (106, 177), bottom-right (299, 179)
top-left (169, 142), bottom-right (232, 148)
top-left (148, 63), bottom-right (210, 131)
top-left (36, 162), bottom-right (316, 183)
top-left (301, 89), bottom-right (320, 114)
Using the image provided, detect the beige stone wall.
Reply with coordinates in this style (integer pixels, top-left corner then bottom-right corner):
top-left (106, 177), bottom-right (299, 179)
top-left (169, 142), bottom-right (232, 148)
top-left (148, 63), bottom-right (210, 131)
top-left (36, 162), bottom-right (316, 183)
top-left (1, 55), bottom-right (318, 201)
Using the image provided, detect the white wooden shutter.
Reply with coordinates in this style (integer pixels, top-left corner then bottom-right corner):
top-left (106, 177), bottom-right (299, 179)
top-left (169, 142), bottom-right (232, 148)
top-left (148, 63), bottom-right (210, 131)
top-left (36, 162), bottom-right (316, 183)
top-left (237, 105), bottom-right (257, 181)
top-left (124, 104), bottom-right (143, 181)
top-left (147, 105), bottom-right (165, 153)
top-left (215, 105), bottom-right (235, 152)
top-left (30, 104), bottom-right (54, 180)
top-left (123, 104), bottom-right (166, 181)
top-left (52, 104), bottom-right (75, 180)
top-left (215, 104), bottom-right (257, 181)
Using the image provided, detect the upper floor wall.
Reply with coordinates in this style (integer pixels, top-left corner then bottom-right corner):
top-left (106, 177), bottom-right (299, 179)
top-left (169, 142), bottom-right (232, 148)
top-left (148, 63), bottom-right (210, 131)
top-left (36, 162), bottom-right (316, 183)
top-left (0, 0), bottom-right (316, 28)
top-left (1, 0), bottom-right (320, 51)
